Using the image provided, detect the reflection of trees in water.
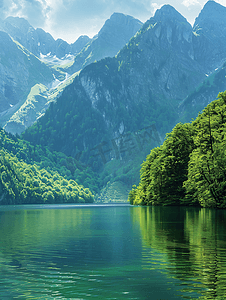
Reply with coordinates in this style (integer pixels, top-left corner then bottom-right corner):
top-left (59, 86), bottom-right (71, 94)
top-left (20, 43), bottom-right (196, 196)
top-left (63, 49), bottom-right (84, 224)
top-left (132, 206), bottom-right (226, 299)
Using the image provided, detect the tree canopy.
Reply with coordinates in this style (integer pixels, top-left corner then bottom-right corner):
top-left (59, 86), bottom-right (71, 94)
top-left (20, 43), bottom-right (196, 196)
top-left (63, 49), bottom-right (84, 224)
top-left (129, 91), bottom-right (226, 208)
top-left (0, 129), bottom-right (94, 204)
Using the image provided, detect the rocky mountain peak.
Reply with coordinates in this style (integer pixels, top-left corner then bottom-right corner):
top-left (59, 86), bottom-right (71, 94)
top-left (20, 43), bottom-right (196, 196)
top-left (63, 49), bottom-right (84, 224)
top-left (68, 12), bottom-right (143, 74)
top-left (192, 0), bottom-right (226, 72)
top-left (98, 12), bottom-right (143, 43)
top-left (194, 0), bottom-right (226, 27)
top-left (154, 4), bottom-right (188, 23)
top-left (107, 12), bottom-right (142, 25)
top-left (143, 4), bottom-right (193, 56)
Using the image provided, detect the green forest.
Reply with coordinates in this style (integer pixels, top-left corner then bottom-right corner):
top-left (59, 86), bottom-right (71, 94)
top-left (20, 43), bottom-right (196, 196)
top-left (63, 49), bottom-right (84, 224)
top-left (0, 129), bottom-right (94, 204)
top-left (129, 91), bottom-right (226, 208)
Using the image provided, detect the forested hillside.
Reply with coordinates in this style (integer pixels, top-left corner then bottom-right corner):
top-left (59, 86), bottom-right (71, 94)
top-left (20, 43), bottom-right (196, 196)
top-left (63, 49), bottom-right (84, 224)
top-left (129, 91), bottom-right (226, 208)
top-left (0, 129), bottom-right (95, 204)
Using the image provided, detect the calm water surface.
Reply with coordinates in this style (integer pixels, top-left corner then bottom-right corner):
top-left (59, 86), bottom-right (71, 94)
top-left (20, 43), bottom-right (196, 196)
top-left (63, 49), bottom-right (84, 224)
top-left (0, 204), bottom-right (226, 299)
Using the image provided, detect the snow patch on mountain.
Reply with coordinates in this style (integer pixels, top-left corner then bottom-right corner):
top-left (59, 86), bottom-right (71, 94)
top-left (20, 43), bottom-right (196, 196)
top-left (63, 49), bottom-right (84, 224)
top-left (40, 53), bottom-right (75, 66)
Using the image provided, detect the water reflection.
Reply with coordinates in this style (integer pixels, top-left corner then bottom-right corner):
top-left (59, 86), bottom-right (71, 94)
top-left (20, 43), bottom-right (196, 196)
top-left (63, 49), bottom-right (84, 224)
top-left (1, 205), bottom-right (226, 299)
top-left (132, 206), bottom-right (226, 299)
top-left (0, 205), bottom-right (144, 299)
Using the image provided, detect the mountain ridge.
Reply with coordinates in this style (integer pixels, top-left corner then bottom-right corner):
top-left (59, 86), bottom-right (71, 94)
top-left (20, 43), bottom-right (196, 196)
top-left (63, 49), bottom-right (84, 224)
top-left (192, 0), bottom-right (226, 72)
top-left (1, 12), bottom-right (142, 133)
top-left (22, 1), bottom-right (226, 176)
top-left (1, 16), bottom-right (91, 59)
top-left (67, 12), bottom-right (143, 74)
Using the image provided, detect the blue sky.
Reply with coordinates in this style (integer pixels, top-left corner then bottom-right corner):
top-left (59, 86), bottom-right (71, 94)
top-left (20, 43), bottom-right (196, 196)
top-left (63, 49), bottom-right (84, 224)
top-left (0, 0), bottom-right (225, 43)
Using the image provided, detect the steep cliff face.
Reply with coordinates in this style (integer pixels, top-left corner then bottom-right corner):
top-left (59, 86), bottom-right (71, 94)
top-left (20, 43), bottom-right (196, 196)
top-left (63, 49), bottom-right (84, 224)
top-left (77, 4), bottom-right (205, 125)
top-left (116, 5), bottom-right (205, 105)
top-left (0, 31), bottom-right (54, 114)
top-left (68, 13), bottom-right (143, 74)
top-left (192, 0), bottom-right (226, 72)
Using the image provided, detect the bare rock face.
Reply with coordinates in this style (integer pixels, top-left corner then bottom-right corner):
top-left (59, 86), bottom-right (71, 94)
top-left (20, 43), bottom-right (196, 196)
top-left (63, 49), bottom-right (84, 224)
top-left (115, 5), bottom-right (205, 105)
top-left (97, 12), bottom-right (143, 56)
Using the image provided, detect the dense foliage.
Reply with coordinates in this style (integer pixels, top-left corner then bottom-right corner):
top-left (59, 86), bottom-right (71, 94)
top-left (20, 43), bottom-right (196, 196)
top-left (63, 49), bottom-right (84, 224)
top-left (0, 128), bottom-right (101, 194)
top-left (129, 91), bottom-right (226, 208)
top-left (0, 149), bottom-right (93, 205)
top-left (0, 129), bottom-right (94, 204)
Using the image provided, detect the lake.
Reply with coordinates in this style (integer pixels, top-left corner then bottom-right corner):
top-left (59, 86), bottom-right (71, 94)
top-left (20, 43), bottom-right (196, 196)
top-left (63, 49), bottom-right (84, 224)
top-left (0, 204), bottom-right (226, 299)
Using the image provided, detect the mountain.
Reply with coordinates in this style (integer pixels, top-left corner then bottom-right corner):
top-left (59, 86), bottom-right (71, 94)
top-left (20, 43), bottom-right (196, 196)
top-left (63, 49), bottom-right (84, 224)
top-left (192, 0), bottom-right (226, 72)
top-left (67, 13), bottom-right (143, 73)
top-left (3, 72), bottom-right (79, 135)
top-left (1, 16), bottom-right (90, 59)
top-left (0, 13), bottom-right (143, 135)
top-left (21, 2), bottom-right (226, 196)
top-left (0, 28), bottom-right (74, 134)
top-left (179, 61), bottom-right (226, 122)
top-left (22, 5), bottom-right (207, 169)
top-left (1, 1), bottom-right (226, 203)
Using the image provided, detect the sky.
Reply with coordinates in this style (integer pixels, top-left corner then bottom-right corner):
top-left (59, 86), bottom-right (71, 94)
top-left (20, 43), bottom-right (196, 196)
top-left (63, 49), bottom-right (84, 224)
top-left (0, 0), bottom-right (226, 43)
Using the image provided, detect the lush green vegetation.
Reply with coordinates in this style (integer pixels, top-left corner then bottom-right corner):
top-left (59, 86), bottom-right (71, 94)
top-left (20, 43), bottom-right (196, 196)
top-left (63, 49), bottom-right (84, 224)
top-left (1, 128), bottom-right (101, 193)
top-left (0, 149), bottom-right (93, 205)
top-left (0, 128), bottom-right (96, 204)
top-left (129, 91), bottom-right (226, 208)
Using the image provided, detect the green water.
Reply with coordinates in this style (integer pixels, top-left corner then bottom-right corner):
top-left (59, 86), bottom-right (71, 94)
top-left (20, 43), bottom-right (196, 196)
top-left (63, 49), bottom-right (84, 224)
top-left (0, 204), bottom-right (226, 299)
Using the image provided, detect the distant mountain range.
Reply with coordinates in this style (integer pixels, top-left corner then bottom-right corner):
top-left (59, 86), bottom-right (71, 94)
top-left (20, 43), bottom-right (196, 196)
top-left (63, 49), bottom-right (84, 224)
top-left (22, 1), bottom-right (226, 170)
top-left (0, 12), bottom-right (143, 133)
top-left (0, 16), bottom-right (90, 59)
top-left (1, 1), bottom-right (226, 163)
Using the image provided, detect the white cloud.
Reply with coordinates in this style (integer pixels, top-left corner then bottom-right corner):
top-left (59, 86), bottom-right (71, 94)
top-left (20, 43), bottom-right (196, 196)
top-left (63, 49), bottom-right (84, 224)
top-left (182, 0), bottom-right (200, 8)
top-left (217, 0), bottom-right (226, 6)
top-left (1, 0), bottom-right (226, 43)
top-left (151, 2), bottom-right (163, 14)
